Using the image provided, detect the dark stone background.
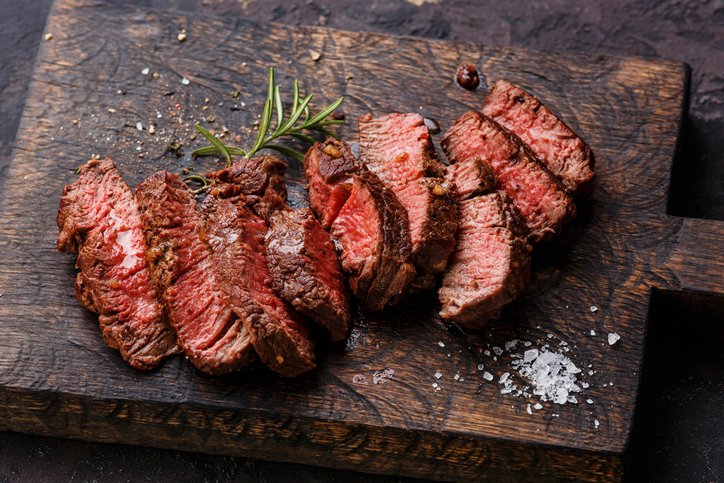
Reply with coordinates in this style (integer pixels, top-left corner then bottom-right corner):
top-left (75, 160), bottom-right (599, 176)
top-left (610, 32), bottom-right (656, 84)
top-left (0, 0), bottom-right (721, 481)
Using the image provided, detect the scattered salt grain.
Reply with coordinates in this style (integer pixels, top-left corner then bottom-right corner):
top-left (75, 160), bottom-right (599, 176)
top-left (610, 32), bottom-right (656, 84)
top-left (586, 399), bottom-right (594, 404)
top-left (590, 329), bottom-right (596, 336)
top-left (477, 364), bottom-right (484, 371)
top-left (141, 67), bottom-right (150, 75)
top-left (135, 122), bottom-right (143, 131)
top-left (526, 404), bottom-right (532, 415)
top-left (505, 339), bottom-right (518, 350)
top-left (493, 346), bottom-right (503, 356)
top-left (432, 382), bottom-right (438, 389)
top-left (434, 371), bottom-right (442, 379)
top-left (437, 341), bottom-right (445, 348)
top-left (483, 371), bottom-right (494, 381)
top-left (524, 341), bottom-right (532, 347)
top-left (533, 403), bottom-right (543, 410)
top-left (547, 334), bottom-right (554, 339)
top-left (523, 349), bottom-right (539, 363)
top-left (373, 369), bottom-right (394, 384)
top-left (484, 350), bottom-right (491, 356)
top-left (499, 372), bottom-right (510, 383)
top-left (608, 332), bottom-right (620, 345)
top-left (590, 305), bottom-right (598, 313)
top-left (181, 77), bottom-right (190, 85)
top-left (594, 419), bottom-right (600, 429)
top-left (453, 373), bottom-right (460, 381)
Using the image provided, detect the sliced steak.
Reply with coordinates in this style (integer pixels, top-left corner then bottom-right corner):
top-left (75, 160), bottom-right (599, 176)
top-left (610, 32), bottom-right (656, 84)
top-left (265, 208), bottom-right (351, 341)
top-left (135, 172), bottom-right (254, 374)
top-left (483, 80), bottom-right (595, 195)
top-left (202, 195), bottom-right (315, 377)
top-left (439, 190), bottom-right (531, 329)
top-left (56, 159), bottom-right (179, 370)
top-left (359, 113), bottom-right (458, 274)
top-left (207, 156), bottom-right (288, 219)
top-left (442, 111), bottom-right (576, 243)
top-left (445, 157), bottom-right (496, 201)
top-left (303, 138), bottom-right (360, 229)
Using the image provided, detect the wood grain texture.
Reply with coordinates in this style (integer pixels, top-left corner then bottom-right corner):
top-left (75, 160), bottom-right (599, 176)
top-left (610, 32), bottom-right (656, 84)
top-left (0, 0), bottom-right (718, 481)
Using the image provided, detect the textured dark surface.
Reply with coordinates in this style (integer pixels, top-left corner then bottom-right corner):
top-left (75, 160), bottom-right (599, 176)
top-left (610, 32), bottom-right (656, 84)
top-left (0, 0), bottom-right (721, 481)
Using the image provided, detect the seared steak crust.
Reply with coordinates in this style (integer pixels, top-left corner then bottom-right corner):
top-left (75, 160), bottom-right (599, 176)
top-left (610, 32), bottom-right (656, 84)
top-left (203, 195), bottom-right (315, 377)
top-left (207, 156), bottom-right (288, 219)
top-left (442, 111), bottom-right (575, 243)
top-left (359, 113), bottom-right (457, 274)
top-left (439, 190), bottom-right (531, 328)
top-left (483, 80), bottom-right (595, 195)
top-left (445, 157), bottom-right (496, 201)
top-left (135, 172), bottom-right (254, 374)
top-left (265, 208), bottom-right (351, 341)
top-left (56, 159), bottom-right (179, 370)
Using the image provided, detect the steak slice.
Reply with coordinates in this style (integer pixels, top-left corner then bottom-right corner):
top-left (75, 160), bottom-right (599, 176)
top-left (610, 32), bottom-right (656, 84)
top-left (330, 171), bottom-right (416, 311)
top-left (56, 159), bottom-right (179, 370)
top-left (135, 172), bottom-right (254, 374)
top-left (483, 80), bottom-right (595, 195)
top-left (439, 190), bottom-right (531, 329)
top-left (265, 208), bottom-right (351, 341)
top-left (202, 195), bottom-right (315, 377)
top-left (303, 138), bottom-right (360, 229)
top-left (445, 157), bottom-right (496, 201)
top-left (442, 111), bottom-right (576, 243)
top-left (207, 156), bottom-right (288, 219)
top-left (359, 113), bottom-right (458, 274)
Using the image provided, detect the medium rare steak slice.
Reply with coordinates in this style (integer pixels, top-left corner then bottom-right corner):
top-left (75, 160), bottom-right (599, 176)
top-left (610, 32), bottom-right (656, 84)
top-left (330, 171), bottom-right (416, 311)
top-left (444, 157), bottom-right (496, 201)
top-left (56, 159), bottom-right (179, 370)
top-left (207, 156), bottom-right (288, 219)
top-left (202, 195), bottom-right (315, 377)
top-left (442, 112), bottom-right (576, 243)
top-left (439, 191), bottom-right (531, 329)
top-left (135, 172), bottom-right (254, 374)
top-left (359, 113), bottom-right (457, 274)
top-left (265, 208), bottom-right (351, 341)
top-left (303, 138), bottom-right (360, 229)
top-left (483, 80), bottom-right (595, 195)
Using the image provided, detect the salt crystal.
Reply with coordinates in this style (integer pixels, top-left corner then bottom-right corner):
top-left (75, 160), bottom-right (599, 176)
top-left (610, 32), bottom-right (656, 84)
top-left (524, 341), bottom-right (532, 347)
top-left (505, 339), bottom-right (518, 351)
top-left (590, 329), bottom-right (596, 336)
top-left (181, 77), bottom-right (190, 85)
top-left (484, 350), bottom-right (491, 356)
top-left (526, 404), bottom-right (532, 415)
top-left (483, 371), bottom-right (494, 381)
top-left (437, 341), bottom-right (445, 348)
top-left (477, 364), bottom-right (484, 371)
top-left (590, 305), bottom-right (598, 313)
top-left (581, 382), bottom-right (589, 388)
top-left (594, 419), bottom-right (600, 429)
top-left (453, 373), bottom-right (460, 381)
top-left (434, 371), bottom-right (442, 379)
top-left (547, 334), bottom-right (554, 339)
top-left (608, 333), bottom-right (620, 345)
top-left (432, 382), bottom-right (438, 388)
top-left (533, 403), bottom-right (543, 410)
top-left (136, 122), bottom-right (143, 131)
top-left (499, 372), bottom-right (510, 383)
top-left (524, 349), bottom-right (539, 363)
top-left (586, 399), bottom-right (594, 404)
top-left (141, 67), bottom-right (150, 75)
top-left (493, 346), bottom-right (503, 356)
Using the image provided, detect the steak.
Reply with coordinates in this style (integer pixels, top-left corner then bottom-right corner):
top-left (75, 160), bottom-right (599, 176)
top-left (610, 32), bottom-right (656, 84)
top-left (265, 208), bottom-right (351, 341)
top-left (202, 195), bottom-right (315, 377)
top-left (304, 138), bottom-right (416, 310)
top-left (445, 157), bottom-right (496, 201)
top-left (359, 113), bottom-right (458, 274)
top-left (207, 156), bottom-right (288, 219)
top-left (442, 111), bottom-right (576, 243)
top-left (303, 138), bottom-right (360, 229)
top-left (135, 172), bottom-right (254, 374)
top-left (56, 159), bottom-right (179, 370)
top-left (331, 171), bottom-right (416, 310)
top-left (439, 190), bottom-right (531, 329)
top-left (483, 80), bottom-right (595, 195)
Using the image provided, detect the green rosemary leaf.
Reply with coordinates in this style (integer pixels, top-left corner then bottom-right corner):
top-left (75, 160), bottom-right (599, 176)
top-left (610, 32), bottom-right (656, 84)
top-left (289, 132), bottom-right (317, 145)
top-left (280, 94), bottom-right (313, 133)
top-left (292, 79), bottom-right (300, 112)
top-left (263, 144), bottom-right (305, 162)
top-left (250, 97), bottom-right (273, 156)
top-left (273, 84), bottom-right (284, 135)
top-left (194, 124), bottom-right (232, 167)
top-left (192, 145), bottom-right (245, 157)
top-left (304, 96), bottom-right (345, 127)
top-left (183, 175), bottom-right (214, 194)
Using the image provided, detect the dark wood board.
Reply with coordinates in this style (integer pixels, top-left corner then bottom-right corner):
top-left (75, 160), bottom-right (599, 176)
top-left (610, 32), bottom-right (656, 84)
top-left (0, 0), bottom-right (721, 480)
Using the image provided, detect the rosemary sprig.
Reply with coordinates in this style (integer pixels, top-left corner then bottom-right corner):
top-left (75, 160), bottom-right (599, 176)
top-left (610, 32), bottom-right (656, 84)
top-left (192, 67), bottom-right (344, 166)
top-left (184, 175), bottom-right (214, 194)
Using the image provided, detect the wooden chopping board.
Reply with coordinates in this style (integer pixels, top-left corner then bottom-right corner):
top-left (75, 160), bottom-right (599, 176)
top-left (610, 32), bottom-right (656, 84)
top-left (0, 0), bottom-right (722, 480)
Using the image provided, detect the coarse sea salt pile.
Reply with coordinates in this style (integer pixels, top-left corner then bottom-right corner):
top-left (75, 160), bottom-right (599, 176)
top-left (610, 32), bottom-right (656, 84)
top-left (497, 344), bottom-right (584, 405)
